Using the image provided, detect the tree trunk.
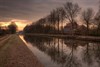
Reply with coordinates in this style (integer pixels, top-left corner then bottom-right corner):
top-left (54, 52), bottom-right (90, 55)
top-left (87, 22), bottom-right (89, 35)
top-left (58, 20), bottom-right (60, 34)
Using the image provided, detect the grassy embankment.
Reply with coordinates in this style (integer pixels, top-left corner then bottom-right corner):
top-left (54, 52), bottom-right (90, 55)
top-left (0, 34), bottom-right (44, 67)
top-left (24, 33), bottom-right (100, 42)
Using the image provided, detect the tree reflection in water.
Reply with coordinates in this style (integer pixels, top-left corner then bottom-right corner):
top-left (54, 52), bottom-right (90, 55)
top-left (24, 35), bottom-right (100, 67)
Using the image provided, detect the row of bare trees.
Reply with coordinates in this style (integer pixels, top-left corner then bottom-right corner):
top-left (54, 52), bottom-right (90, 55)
top-left (24, 1), bottom-right (100, 36)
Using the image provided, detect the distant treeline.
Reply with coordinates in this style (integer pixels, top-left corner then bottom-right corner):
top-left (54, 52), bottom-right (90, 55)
top-left (0, 22), bottom-right (17, 36)
top-left (24, 24), bottom-right (62, 34)
top-left (24, 1), bottom-right (100, 36)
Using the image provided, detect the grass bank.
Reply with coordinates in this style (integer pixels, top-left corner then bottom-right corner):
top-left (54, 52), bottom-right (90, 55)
top-left (24, 33), bottom-right (100, 42)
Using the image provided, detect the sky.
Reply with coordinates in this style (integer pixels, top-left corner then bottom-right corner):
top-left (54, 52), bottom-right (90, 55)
top-left (0, 0), bottom-right (99, 30)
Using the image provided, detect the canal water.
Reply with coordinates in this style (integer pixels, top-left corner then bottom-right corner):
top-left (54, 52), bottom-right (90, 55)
top-left (20, 35), bottom-right (100, 67)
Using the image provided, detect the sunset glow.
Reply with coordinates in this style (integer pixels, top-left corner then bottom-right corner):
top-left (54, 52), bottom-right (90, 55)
top-left (0, 0), bottom-right (100, 67)
top-left (15, 22), bottom-right (27, 31)
top-left (0, 21), bottom-right (27, 31)
top-left (0, 0), bottom-right (99, 31)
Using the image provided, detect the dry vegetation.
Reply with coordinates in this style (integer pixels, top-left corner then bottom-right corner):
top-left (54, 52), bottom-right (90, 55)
top-left (0, 34), bottom-right (44, 67)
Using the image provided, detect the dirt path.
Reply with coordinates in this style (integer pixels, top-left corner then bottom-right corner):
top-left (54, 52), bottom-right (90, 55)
top-left (0, 34), bottom-right (44, 67)
top-left (0, 35), bottom-right (10, 41)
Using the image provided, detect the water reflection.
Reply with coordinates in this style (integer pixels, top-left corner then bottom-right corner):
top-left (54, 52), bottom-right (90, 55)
top-left (23, 35), bottom-right (100, 67)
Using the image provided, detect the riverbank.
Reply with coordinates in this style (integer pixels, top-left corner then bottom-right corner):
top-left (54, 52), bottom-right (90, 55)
top-left (0, 34), bottom-right (44, 67)
top-left (24, 33), bottom-right (100, 42)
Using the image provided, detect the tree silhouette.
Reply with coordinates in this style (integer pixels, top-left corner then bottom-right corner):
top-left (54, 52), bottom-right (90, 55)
top-left (82, 8), bottom-right (94, 35)
top-left (8, 22), bottom-right (17, 34)
top-left (64, 1), bottom-right (81, 34)
top-left (48, 10), bottom-right (57, 33)
top-left (95, 1), bottom-right (100, 35)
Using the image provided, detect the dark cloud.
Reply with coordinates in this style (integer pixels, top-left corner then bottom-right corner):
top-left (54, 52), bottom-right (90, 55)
top-left (0, 0), bottom-right (34, 21)
top-left (74, 0), bottom-right (99, 10)
top-left (0, 0), bottom-right (99, 23)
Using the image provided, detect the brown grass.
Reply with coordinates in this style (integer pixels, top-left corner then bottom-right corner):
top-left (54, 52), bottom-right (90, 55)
top-left (0, 34), bottom-right (44, 67)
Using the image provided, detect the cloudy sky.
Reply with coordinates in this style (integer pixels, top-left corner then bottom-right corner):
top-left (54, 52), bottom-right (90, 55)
top-left (0, 0), bottom-right (99, 30)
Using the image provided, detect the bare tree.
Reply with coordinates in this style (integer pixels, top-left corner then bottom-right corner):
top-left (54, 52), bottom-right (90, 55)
top-left (82, 8), bottom-right (94, 35)
top-left (58, 7), bottom-right (66, 34)
top-left (95, 0), bottom-right (100, 35)
top-left (47, 10), bottom-right (57, 33)
top-left (48, 8), bottom-right (66, 34)
top-left (55, 8), bottom-right (60, 32)
top-left (48, 10), bottom-right (57, 27)
top-left (64, 1), bottom-right (81, 33)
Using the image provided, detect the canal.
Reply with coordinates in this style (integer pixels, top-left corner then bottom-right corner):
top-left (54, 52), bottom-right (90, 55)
top-left (20, 35), bottom-right (100, 67)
